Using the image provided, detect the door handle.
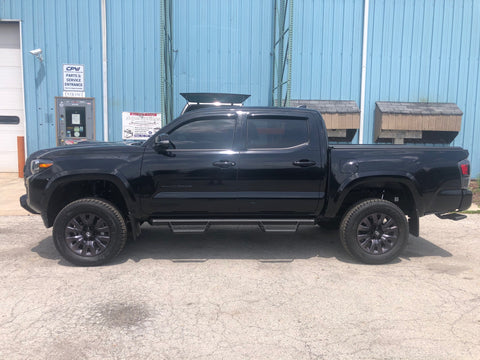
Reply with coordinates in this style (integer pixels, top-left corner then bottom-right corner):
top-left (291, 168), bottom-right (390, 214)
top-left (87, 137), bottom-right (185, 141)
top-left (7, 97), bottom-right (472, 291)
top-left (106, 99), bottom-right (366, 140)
top-left (213, 160), bottom-right (236, 168)
top-left (293, 159), bottom-right (316, 167)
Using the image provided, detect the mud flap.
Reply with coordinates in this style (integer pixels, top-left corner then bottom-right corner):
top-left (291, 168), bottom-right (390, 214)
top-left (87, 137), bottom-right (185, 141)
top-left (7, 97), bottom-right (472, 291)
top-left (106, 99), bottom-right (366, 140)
top-left (408, 213), bottom-right (419, 237)
top-left (127, 213), bottom-right (141, 241)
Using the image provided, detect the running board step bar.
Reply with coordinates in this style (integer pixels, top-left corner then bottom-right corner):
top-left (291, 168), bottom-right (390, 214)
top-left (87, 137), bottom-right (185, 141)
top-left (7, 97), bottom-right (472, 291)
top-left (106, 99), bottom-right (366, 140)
top-left (149, 219), bottom-right (315, 233)
top-left (435, 212), bottom-right (467, 221)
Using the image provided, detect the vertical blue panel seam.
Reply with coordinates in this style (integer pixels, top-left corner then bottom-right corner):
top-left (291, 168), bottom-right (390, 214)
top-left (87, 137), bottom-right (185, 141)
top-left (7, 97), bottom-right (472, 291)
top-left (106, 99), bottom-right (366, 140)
top-left (437, 0), bottom-right (446, 98)
top-left (399, 0), bottom-right (406, 100)
top-left (427, 1), bottom-right (436, 99)
top-left (339, 2), bottom-right (345, 96)
top-left (446, 0), bottom-right (455, 98)
top-left (465, 0), bottom-right (476, 148)
top-left (418, 1), bottom-right (425, 100)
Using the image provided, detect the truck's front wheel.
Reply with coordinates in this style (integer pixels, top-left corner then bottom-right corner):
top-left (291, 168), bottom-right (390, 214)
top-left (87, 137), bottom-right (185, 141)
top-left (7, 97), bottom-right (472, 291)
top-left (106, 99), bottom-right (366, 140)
top-left (53, 198), bottom-right (127, 266)
top-left (340, 199), bottom-right (408, 264)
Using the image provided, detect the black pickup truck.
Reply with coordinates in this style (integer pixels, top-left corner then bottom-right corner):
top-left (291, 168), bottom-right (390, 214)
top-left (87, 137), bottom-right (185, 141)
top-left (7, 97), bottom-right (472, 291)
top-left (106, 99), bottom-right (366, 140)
top-left (21, 107), bottom-right (472, 266)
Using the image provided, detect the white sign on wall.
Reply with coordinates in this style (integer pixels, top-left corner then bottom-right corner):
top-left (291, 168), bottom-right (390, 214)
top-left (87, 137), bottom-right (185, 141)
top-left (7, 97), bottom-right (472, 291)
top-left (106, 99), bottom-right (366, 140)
top-left (63, 64), bottom-right (85, 95)
top-left (62, 91), bottom-right (85, 97)
top-left (122, 112), bottom-right (163, 140)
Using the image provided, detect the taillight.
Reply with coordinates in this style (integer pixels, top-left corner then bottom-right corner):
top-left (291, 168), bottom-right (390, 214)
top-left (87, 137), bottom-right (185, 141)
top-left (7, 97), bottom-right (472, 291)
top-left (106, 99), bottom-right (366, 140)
top-left (459, 160), bottom-right (470, 188)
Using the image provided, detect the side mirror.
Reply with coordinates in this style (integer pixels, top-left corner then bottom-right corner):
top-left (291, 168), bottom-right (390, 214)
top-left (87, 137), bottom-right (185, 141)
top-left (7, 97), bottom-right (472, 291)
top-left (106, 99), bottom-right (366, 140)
top-left (154, 133), bottom-right (171, 150)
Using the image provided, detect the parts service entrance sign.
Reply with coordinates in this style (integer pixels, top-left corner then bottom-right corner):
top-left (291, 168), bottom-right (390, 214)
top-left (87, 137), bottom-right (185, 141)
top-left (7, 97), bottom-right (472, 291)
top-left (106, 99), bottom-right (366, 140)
top-left (63, 64), bottom-right (85, 97)
top-left (122, 112), bottom-right (162, 140)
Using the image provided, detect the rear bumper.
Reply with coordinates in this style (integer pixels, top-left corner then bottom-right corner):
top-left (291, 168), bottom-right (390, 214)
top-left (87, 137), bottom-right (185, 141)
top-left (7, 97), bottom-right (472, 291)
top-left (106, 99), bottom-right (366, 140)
top-left (432, 189), bottom-right (472, 213)
top-left (19, 194), bottom-right (40, 215)
top-left (458, 189), bottom-right (473, 211)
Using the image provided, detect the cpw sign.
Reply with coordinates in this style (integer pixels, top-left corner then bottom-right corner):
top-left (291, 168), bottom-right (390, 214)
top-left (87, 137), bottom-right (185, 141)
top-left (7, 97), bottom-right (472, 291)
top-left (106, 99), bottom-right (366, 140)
top-left (63, 64), bottom-right (85, 92)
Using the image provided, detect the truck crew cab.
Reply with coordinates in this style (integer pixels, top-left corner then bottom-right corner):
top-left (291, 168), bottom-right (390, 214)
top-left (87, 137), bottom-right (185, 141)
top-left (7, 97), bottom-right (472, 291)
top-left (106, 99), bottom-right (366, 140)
top-left (21, 107), bottom-right (472, 266)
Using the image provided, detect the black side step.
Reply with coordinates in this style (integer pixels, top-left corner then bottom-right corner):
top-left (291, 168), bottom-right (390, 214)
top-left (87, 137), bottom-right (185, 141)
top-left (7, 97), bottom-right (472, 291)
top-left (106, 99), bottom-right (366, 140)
top-left (435, 212), bottom-right (467, 221)
top-left (149, 219), bottom-right (315, 233)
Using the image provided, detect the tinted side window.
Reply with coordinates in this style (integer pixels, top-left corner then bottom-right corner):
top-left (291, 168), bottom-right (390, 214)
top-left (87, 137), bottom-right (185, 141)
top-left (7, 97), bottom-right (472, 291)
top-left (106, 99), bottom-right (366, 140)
top-left (169, 118), bottom-right (236, 150)
top-left (247, 117), bottom-right (309, 149)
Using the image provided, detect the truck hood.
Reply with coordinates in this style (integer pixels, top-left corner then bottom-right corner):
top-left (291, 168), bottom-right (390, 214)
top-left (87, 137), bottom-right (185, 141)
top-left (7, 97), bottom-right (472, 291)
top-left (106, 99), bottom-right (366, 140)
top-left (25, 141), bottom-right (146, 177)
top-left (28, 141), bottom-right (143, 159)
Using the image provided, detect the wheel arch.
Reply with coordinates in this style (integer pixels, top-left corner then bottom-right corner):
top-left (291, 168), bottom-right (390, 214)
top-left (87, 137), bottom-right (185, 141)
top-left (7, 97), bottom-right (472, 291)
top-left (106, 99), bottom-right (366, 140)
top-left (44, 173), bottom-right (138, 228)
top-left (325, 175), bottom-right (423, 222)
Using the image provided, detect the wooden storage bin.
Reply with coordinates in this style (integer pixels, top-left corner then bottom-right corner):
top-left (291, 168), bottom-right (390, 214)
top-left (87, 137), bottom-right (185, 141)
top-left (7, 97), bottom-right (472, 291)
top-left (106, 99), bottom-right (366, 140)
top-left (375, 102), bottom-right (462, 144)
top-left (290, 100), bottom-right (360, 141)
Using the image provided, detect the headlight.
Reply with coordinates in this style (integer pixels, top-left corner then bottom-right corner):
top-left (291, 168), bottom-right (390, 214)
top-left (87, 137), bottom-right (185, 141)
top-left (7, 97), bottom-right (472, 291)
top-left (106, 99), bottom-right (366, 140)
top-left (30, 159), bottom-right (53, 174)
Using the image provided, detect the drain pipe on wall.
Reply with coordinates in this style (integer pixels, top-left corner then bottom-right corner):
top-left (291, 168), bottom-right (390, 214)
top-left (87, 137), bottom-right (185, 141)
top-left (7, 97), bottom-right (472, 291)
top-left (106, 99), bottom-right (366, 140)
top-left (101, 0), bottom-right (109, 141)
top-left (359, 0), bottom-right (370, 144)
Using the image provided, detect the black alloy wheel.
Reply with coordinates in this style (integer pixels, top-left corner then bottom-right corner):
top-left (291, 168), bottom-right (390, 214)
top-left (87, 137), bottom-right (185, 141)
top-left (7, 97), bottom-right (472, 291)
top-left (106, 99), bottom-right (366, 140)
top-left (340, 199), bottom-right (409, 264)
top-left (64, 213), bottom-right (112, 257)
top-left (53, 198), bottom-right (127, 266)
top-left (356, 212), bottom-right (399, 255)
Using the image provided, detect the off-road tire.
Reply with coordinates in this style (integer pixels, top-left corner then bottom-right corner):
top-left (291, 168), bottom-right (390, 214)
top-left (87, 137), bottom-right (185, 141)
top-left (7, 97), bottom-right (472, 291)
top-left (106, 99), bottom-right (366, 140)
top-left (340, 199), bottom-right (408, 264)
top-left (53, 198), bottom-right (127, 266)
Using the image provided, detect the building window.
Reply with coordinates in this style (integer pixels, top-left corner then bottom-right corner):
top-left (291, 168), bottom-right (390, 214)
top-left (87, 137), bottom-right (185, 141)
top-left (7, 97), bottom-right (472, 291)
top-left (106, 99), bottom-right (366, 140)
top-left (0, 116), bottom-right (20, 125)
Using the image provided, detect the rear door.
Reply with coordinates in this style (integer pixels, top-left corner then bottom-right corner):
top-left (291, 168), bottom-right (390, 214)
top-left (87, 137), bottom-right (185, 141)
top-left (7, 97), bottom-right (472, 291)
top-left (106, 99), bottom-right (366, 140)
top-left (236, 111), bottom-right (326, 216)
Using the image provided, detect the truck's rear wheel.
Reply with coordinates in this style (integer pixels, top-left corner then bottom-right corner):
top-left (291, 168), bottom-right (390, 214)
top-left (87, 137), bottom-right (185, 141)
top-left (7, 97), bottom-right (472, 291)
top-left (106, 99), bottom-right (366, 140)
top-left (53, 198), bottom-right (127, 266)
top-left (340, 199), bottom-right (408, 264)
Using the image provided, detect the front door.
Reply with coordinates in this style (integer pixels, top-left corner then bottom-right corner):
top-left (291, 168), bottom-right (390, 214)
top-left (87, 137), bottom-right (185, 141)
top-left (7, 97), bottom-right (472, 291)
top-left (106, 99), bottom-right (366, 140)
top-left (141, 115), bottom-right (239, 217)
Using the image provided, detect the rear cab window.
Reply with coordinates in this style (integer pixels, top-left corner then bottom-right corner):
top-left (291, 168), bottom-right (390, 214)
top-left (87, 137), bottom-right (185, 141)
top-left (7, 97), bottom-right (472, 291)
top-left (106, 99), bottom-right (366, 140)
top-left (246, 116), bottom-right (309, 149)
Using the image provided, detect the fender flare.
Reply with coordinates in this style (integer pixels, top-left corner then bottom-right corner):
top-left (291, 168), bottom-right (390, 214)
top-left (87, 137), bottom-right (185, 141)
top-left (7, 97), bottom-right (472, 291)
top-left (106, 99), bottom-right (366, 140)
top-left (324, 173), bottom-right (423, 219)
top-left (43, 171), bottom-right (140, 225)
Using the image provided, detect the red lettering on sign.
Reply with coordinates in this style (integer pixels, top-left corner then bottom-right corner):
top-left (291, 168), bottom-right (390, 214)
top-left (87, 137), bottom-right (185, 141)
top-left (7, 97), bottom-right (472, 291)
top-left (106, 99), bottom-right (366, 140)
top-left (129, 112), bottom-right (158, 116)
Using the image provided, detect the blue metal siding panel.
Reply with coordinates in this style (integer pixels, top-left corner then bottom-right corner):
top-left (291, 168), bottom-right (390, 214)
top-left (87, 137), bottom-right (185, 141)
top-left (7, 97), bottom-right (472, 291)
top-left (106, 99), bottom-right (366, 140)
top-left (291, 0), bottom-right (364, 104)
top-left (365, 0), bottom-right (480, 175)
top-left (3, 0), bottom-right (480, 175)
top-left (1, 0), bottom-right (103, 154)
top-left (106, 0), bottom-right (162, 141)
top-left (172, 0), bottom-right (273, 115)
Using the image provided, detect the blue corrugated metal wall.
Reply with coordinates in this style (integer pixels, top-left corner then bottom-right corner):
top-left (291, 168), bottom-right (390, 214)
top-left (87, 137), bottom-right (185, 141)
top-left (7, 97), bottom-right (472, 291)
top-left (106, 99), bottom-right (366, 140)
top-left (365, 0), bottom-right (480, 170)
top-left (2, 0), bottom-right (480, 175)
top-left (292, 0), bottom-right (364, 103)
top-left (0, 0), bottom-right (103, 152)
top-left (172, 0), bottom-right (273, 115)
top-left (291, 0), bottom-right (480, 175)
top-left (106, 0), bottom-right (162, 141)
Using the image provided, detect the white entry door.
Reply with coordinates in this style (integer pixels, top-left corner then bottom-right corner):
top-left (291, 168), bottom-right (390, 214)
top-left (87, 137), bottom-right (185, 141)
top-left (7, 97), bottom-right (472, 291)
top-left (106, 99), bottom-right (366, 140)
top-left (0, 22), bottom-right (25, 172)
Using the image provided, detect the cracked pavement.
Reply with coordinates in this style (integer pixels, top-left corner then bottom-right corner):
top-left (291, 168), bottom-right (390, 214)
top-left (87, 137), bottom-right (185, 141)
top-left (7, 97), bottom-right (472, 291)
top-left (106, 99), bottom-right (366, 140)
top-left (0, 214), bottom-right (479, 359)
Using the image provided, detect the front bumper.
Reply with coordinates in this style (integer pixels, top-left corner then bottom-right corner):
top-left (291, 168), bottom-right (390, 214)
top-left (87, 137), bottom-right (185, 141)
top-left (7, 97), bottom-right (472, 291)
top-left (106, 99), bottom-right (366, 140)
top-left (20, 194), bottom-right (40, 215)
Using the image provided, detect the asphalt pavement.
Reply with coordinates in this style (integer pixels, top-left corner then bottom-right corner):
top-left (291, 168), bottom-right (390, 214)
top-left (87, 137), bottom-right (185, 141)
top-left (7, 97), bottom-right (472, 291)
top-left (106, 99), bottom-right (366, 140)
top-left (1, 173), bottom-right (479, 359)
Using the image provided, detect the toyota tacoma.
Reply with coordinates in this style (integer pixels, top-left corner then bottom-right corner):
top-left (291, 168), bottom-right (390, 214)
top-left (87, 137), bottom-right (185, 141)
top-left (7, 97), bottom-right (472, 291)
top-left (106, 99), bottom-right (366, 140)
top-left (20, 107), bottom-right (472, 265)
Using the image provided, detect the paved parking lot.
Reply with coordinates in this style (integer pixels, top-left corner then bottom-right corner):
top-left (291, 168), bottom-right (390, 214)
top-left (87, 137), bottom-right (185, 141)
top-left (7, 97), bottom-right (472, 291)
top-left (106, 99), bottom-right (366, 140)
top-left (0, 213), bottom-right (479, 359)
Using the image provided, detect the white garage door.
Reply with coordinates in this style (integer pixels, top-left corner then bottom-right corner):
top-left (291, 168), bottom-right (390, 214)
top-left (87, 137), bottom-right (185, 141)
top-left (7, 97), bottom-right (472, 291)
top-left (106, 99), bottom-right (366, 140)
top-left (0, 22), bottom-right (25, 173)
